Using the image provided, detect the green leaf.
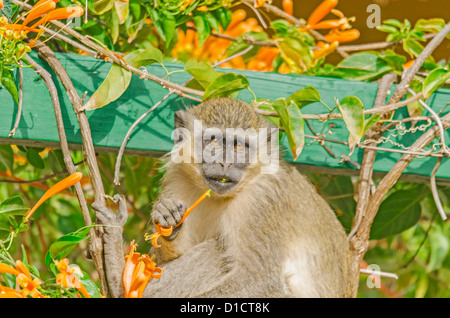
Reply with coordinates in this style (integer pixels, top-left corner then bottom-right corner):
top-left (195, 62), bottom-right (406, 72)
top-left (363, 114), bottom-right (381, 135)
top-left (415, 18), bottom-right (445, 33)
top-left (427, 232), bottom-right (449, 272)
top-left (75, 271), bottom-right (101, 298)
top-left (213, 7), bottom-right (232, 31)
top-left (287, 86), bottom-right (322, 109)
top-left (45, 251), bottom-right (58, 276)
top-left (26, 148), bottom-right (45, 169)
top-left (184, 60), bottom-right (218, 90)
top-left (193, 15), bottom-right (210, 47)
top-left (0, 145), bottom-right (14, 172)
top-left (422, 68), bottom-right (450, 98)
top-left (109, 8), bottom-right (120, 44)
top-left (202, 73), bottom-right (249, 101)
top-left (382, 19), bottom-right (404, 29)
top-left (316, 175), bottom-right (356, 232)
top-left (114, 0), bottom-right (129, 24)
top-left (277, 36), bottom-right (313, 73)
top-left (48, 150), bottom-right (66, 174)
top-left (2, 273), bottom-right (16, 289)
top-left (272, 98), bottom-right (305, 161)
top-left (0, 69), bottom-right (19, 105)
top-left (83, 55), bottom-right (133, 110)
top-left (48, 226), bottom-right (92, 260)
top-left (370, 190), bottom-right (422, 239)
top-left (0, 196), bottom-right (28, 217)
top-left (150, 9), bottom-right (165, 41)
top-left (376, 24), bottom-right (398, 33)
top-left (93, 0), bottom-right (115, 14)
top-left (127, 47), bottom-right (163, 68)
top-left (338, 52), bottom-right (390, 72)
top-left (403, 38), bottom-right (424, 58)
top-left (337, 96), bottom-right (365, 152)
top-left (378, 52), bottom-right (406, 71)
top-left (161, 11), bottom-right (176, 48)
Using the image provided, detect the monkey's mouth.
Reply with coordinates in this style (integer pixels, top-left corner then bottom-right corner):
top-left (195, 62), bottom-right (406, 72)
top-left (205, 176), bottom-right (238, 194)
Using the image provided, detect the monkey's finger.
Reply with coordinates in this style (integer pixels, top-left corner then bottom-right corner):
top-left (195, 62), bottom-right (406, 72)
top-left (155, 205), bottom-right (177, 228)
top-left (116, 194), bottom-right (128, 226)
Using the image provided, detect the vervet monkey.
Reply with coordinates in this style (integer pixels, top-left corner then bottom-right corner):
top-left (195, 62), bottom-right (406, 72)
top-left (95, 97), bottom-right (355, 298)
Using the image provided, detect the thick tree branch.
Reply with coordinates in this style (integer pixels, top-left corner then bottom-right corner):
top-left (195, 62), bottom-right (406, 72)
top-left (348, 23), bottom-right (450, 297)
top-left (31, 43), bottom-right (111, 296)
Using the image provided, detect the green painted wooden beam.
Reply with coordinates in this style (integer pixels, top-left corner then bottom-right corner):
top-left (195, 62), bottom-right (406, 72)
top-left (0, 52), bottom-right (449, 182)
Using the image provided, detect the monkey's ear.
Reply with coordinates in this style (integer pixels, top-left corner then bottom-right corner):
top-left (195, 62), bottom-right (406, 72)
top-left (174, 110), bottom-right (190, 129)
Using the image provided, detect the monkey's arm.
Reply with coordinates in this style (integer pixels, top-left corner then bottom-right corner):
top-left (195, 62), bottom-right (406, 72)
top-left (92, 195), bottom-right (128, 298)
top-left (143, 238), bottom-right (228, 298)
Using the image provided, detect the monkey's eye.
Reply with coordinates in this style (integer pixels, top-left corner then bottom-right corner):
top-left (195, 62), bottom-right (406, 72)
top-left (210, 136), bottom-right (221, 147)
top-left (234, 140), bottom-right (244, 151)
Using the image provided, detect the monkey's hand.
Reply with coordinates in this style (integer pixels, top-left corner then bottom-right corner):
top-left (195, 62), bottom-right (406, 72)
top-left (92, 194), bottom-right (128, 298)
top-left (151, 198), bottom-right (187, 241)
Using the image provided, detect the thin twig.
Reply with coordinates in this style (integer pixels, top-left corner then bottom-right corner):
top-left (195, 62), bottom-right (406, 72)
top-left (242, 0), bottom-right (268, 29)
top-left (359, 268), bottom-right (398, 280)
top-left (430, 157), bottom-right (447, 220)
top-left (9, 62), bottom-right (23, 136)
top-left (406, 87), bottom-right (449, 155)
top-left (339, 33), bottom-right (436, 52)
top-left (255, 93), bottom-right (424, 120)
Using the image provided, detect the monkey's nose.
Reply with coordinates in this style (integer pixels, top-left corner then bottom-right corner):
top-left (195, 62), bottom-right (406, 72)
top-left (219, 162), bottom-right (233, 171)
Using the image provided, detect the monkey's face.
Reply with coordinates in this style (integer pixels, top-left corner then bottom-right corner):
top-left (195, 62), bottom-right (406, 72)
top-left (172, 101), bottom-right (279, 196)
top-left (200, 128), bottom-right (252, 195)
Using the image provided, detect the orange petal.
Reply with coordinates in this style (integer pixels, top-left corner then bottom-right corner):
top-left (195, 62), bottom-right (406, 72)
top-left (123, 241), bottom-right (140, 296)
top-left (282, 0), bottom-right (293, 16)
top-left (0, 263), bottom-right (20, 276)
top-left (24, 172), bottom-right (82, 221)
top-left (307, 0), bottom-right (338, 26)
top-left (15, 260), bottom-right (32, 281)
top-left (0, 287), bottom-right (23, 298)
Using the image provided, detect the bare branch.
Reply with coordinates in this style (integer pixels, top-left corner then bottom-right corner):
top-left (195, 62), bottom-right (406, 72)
top-left (430, 157), bottom-right (447, 221)
top-left (31, 43), bottom-right (110, 296)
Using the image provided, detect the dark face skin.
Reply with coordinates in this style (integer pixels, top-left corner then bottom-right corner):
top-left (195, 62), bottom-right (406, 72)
top-left (200, 128), bottom-right (251, 195)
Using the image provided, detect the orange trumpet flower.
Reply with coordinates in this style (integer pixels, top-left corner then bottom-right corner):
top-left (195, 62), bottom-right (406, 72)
top-left (149, 189), bottom-right (211, 248)
top-left (28, 6), bottom-right (84, 31)
top-left (123, 241), bottom-right (163, 298)
top-left (24, 172), bottom-right (82, 221)
top-left (0, 260), bottom-right (44, 298)
top-left (55, 258), bottom-right (91, 298)
top-left (324, 29), bottom-right (360, 43)
top-left (21, 0), bottom-right (56, 29)
top-left (307, 0), bottom-right (338, 26)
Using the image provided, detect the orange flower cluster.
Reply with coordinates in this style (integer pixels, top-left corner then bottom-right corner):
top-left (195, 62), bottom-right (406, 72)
top-left (171, 0), bottom-right (359, 74)
top-left (55, 258), bottom-right (91, 298)
top-left (1, 0), bottom-right (84, 49)
top-left (304, 0), bottom-right (360, 44)
top-left (123, 241), bottom-right (163, 298)
top-left (0, 260), bottom-right (45, 298)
